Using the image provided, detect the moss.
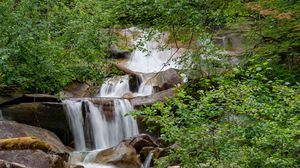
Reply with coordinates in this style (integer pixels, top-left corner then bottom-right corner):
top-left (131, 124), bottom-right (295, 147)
top-left (0, 136), bottom-right (52, 153)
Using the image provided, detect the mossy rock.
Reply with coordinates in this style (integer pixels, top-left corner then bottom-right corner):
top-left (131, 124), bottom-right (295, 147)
top-left (0, 136), bottom-right (52, 153)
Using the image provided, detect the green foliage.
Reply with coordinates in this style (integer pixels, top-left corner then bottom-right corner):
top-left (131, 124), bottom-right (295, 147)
top-left (135, 76), bottom-right (300, 167)
top-left (0, 0), bottom-right (111, 93)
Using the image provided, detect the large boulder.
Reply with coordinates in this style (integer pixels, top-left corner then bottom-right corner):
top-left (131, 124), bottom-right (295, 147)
top-left (94, 142), bottom-right (141, 168)
top-left (0, 102), bottom-right (71, 146)
top-left (60, 82), bottom-right (92, 98)
top-left (152, 68), bottom-right (183, 91)
top-left (0, 121), bottom-right (69, 154)
top-left (0, 150), bottom-right (65, 168)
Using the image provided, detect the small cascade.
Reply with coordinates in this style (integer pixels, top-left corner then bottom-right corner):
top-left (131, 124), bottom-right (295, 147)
top-left (99, 75), bottom-right (130, 98)
top-left (64, 100), bottom-right (86, 151)
top-left (64, 99), bottom-right (138, 151)
top-left (143, 152), bottom-right (154, 168)
top-left (124, 32), bottom-right (183, 73)
top-left (136, 74), bottom-right (154, 96)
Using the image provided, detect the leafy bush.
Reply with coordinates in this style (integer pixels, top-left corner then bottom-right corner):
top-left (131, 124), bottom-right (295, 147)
top-left (0, 0), bottom-right (111, 93)
top-left (136, 77), bottom-right (300, 167)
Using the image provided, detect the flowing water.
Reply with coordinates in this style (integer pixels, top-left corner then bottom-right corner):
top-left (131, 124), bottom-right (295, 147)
top-left (63, 30), bottom-right (183, 167)
top-left (99, 75), bottom-right (130, 98)
top-left (63, 99), bottom-right (138, 151)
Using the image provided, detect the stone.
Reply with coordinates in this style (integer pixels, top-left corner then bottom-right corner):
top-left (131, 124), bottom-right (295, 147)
top-left (0, 159), bottom-right (28, 168)
top-left (0, 150), bottom-right (66, 168)
top-left (0, 137), bottom-right (52, 152)
top-left (60, 82), bottom-right (92, 98)
top-left (125, 134), bottom-right (158, 154)
top-left (95, 142), bottom-right (141, 168)
top-left (140, 146), bottom-right (166, 163)
top-left (130, 88), bottom-right (175, 107)
top-left (0, 121), bottom-right (69, 154)
top-left (107, 46), bottom-right (130, 59)
top-left (0, 103), bottom-right (72, 146)
top-left (154, 68), bottom-right (183, 91)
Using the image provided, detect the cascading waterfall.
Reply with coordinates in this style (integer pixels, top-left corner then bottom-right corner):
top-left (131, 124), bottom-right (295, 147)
top-left (63, 29), bottom-right (183, 167)
top-left (99, 75), bottom-right (130, 98)
top-left (64, 99), bottom-right (138, 151)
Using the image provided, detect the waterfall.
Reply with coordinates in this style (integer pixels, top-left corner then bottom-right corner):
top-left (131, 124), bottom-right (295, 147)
top-left (99, 75), bottom-right (130, 98)
top-left (63, 29), bottom-right (184, 167)
top-left (136, 74), bottom-right (154, 96)
top-left (64, 100), bottom-right (86, 151)
top-left (64, 99), bottom-right (138, 151)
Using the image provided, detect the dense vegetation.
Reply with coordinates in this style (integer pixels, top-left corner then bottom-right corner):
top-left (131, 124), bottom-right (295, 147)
top-left (0, 0), bottom-right (113, 93)
top-left (1, 0), bottom-right (299, 167)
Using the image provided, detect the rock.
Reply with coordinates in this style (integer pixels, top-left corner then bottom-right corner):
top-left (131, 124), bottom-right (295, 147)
top-left (0, 102), bottom-right (72, 146)
top-left (130, 88), bottom-right (175, 107)
top-left (125, 134), bottom-right (158, 154)
top-left (140, 146), bottom-right (166, 162)
top-left (95, 142), bottom-right (141, 168)
top-left (212, 32), bottom-right (244, 55)
top-left (60, 82), bottom-right (92, 98)
top-left (107, 46), bottom-right (130, 59)
top-left (0, 137), bottom-right (52, 152)
top-left (0, 159), bottom-right (28, 168)
top-left (0, 121), bottom-right (69, 154)
top-left (0, 94), bottom-right (60, 106)
top-left (122, 92), bottom-right (134, 99)
top-left (153, 68), bottom-right (183, 91)
top-left (0, 150), bottom-right (65, 168)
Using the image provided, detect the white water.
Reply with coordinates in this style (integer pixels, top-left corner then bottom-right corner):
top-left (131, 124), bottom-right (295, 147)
top-left (64, 100), bottom-right (86, 151)
top-left (99, 75), bottom-right (130, 98)
top-left (64, 30), bottom-right (185, 167)
top-left (64, 99), bottom-right (138, 151)
top-left (136, 74), bottom-right (154, 96)
top-left (124, 33), bottom-right (183, 73)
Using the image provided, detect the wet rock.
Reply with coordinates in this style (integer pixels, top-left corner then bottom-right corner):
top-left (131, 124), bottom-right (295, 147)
top-left (95, 142), bottom-right (141, 168)
top-left (0, 102), bottom-right (71, 146)
top-left (125, 134), bottom-right (158, 153)
top-left (0, 121), bottom-right (69, 154)
top-left (140, 146), bottom-right (169, 162)
top-left (0, 150), bottom-right (66, 168)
